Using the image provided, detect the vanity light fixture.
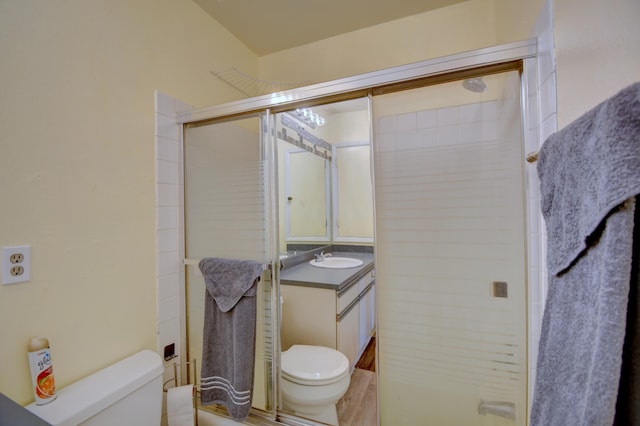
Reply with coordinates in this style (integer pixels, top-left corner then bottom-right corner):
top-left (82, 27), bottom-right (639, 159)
top-left (292, 108), bottom-right (325, 128)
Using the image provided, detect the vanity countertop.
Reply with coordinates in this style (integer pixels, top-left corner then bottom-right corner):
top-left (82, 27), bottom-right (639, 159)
top-left (280, 251), bottom-right (374, 292)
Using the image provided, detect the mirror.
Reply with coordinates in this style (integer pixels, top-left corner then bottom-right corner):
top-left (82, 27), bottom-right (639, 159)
top-left (276, 97), bottom-right (373, 257)
top-left (276, 97), bottom-right (375, 425)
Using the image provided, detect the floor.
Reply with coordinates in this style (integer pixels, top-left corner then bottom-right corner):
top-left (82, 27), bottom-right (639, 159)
top-left (336, 337), bottom-right (377, 425)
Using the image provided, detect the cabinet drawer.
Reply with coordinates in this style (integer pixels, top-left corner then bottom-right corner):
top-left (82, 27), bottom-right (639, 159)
top-left (358, 269), bottom-right (375, 293)
top-left (338, 280), bottom-right (361, 313)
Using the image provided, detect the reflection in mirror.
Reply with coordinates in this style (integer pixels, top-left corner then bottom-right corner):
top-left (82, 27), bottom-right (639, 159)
top-left (283, 147), bottom-right (330, 242)
top-left (276, 97), bottom-right (372, 257)
top-left (333, 142), bottom-right (374, 243)
top-left (276, 97), bottom-right (375, 426)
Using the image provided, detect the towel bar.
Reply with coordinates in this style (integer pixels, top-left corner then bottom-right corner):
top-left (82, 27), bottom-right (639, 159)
top-left (184, 258), bottom-right (273, 270)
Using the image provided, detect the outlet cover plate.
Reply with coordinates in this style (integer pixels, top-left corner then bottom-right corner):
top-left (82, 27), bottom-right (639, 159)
top-left (2, 245), bottom-right (31, 285)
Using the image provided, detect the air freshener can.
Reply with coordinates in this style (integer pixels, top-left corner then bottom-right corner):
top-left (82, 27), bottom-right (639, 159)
top-left (27, 337), bottom-right (57, 405)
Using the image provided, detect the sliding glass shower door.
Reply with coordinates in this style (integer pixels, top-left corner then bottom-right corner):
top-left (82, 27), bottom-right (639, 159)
top-left (372, 71), bottom-right (528, 425)
top-left (183, 114), bottom-right (276, 416)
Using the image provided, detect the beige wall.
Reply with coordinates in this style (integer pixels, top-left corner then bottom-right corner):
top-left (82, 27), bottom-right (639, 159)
top-left (553, 0), bottom-right (640, 127)
top-left (258, 0), bottom-right (499, 85)
top-left (0, 0), bottom-right (257, 404)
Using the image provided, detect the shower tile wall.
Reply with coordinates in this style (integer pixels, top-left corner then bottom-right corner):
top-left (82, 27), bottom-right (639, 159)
top-left (154, 91), bottom-right (191, 390)
top-left (526, 0), bottom-right (557, 407)
top-left (377, 101), bottom-right (499, 150)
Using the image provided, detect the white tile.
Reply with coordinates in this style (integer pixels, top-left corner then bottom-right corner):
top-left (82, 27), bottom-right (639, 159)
top-left (437, 125), bottom-right (459, 145)
top-left (527, 94), bottom-right (540, 130)
top-left (175, 99), bottom-right (192, 114)
top-left (482, 120), bottom-right (497, 141)
top-left (416, 109), bottom-right (436, 128)
top-left (155, 91), bottom-right (176, 115)
top-left (158, 314), bottom-right (180, 344)
top-left (525, 58), bottom-right (539, 94)
top-left (540, 113), bottom-right (557, 142)
top-left (526, 127), bottom-right (540, 153)
top-left (529, 267), bottom-right (541, 305)
top-left (537, 30), bottom-right (556, 82)
top-left (539, 74), bottom-right (557, 120)
top-left (459, 123), bottom-right (482, 144)
top-left (527, 232), bottom-right (540, 269)
top-left (417, 127), bottom-right (438, 147)
top-left (157, 206), bottom-right (178, 230)
top-left (482, 101), bottom-right (498, 121)
top-left (156, 160), bottom-right (179, 185)
top-left (375, 132), bottom-right (396, 152)
top-left (530, 302), bottom-right (543, 337)
top-left (538, 51), bottom-right (555, 86)
top-left (396, 112), bottom-right (417, 131)
top-left (395, 130), bottom-right (417, 150)
top-left (158, 296), bottom-right (180, 324)
top-left (525, 165), bottom-right (541, 195)
top-left (377, 115), bottom-right (396, 133)
top-left (157, 229), bottom-right (179, 253)
top-left (156, 137), bottom-right (179, 162)
top-left (156, 112), bottom-right (178, 141)
top-left (158, 273), bottom-right (179, 301)
top-left (458, 103), bottom-right (482, 124)
top-left (156, 183), bottom-right (178, 207)
top-left (157, 251), bottom-right (180, 276)
top-left (437, 106), bottom-right (458, 126)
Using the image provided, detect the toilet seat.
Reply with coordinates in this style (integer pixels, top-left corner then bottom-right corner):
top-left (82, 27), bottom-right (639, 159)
top-left (281, 345), bottom-right (349, 386)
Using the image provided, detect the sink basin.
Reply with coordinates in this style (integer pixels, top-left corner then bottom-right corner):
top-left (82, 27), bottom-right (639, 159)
top-left (309, 257), bottom-right (364, 269)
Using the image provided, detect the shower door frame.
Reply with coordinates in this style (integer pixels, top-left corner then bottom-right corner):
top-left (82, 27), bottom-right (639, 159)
top-left (178, 39), bottom-right (540, 425)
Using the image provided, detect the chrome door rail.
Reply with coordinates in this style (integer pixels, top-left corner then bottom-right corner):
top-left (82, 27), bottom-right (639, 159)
top-left (178, 39), bottom-right (536, 125)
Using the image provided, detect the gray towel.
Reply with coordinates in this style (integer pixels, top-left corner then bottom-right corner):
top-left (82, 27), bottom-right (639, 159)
top-left (531, 82), bottom-right (640, 425)
top-left (199, 257), bottom-right (263, 422)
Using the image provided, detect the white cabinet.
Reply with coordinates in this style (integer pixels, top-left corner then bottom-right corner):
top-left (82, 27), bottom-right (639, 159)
top-left (337, 301), bottom-right (359, 367)
top-left (358, 284), bottom-right (375, 351)
top-left (281, 268), bottom-right (375, 371)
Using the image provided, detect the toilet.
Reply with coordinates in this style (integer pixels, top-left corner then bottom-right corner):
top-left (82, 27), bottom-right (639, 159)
top-left (281, 344), bottom-right (350, 426)
top-left (26, 349), bottom-right (163, 425)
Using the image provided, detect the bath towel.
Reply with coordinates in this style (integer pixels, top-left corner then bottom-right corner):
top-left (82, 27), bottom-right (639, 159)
top-left (199, 257), bottom-right (263, 422)
top-left (531, 82), bottom-right (640, 426)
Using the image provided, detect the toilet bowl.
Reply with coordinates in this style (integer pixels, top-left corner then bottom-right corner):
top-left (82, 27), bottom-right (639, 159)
top-left (281, 345), bottom-right (350, 426)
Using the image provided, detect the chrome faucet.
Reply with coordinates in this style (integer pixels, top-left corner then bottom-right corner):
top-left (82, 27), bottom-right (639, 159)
top-left (314, 251), bottom-right (332, 262)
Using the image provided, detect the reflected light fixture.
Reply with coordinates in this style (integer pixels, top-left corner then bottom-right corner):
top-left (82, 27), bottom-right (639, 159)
top-left (292, 108), bottom-right (325, 128)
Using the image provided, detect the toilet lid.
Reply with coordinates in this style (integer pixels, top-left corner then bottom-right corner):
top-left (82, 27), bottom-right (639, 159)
top-left (281, 345), bottom-right (349, 381)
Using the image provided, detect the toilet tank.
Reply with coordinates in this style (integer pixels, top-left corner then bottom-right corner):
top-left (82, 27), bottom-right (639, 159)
top-left (26, 350), bottom-right (163, 426)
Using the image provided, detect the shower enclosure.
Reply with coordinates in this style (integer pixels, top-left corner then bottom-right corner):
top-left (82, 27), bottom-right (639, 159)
top-left (179, 40), bottom-right (538, 425)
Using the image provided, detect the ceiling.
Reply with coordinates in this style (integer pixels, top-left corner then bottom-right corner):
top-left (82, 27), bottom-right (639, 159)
top-left (193, 0), bottom-right (468, 56)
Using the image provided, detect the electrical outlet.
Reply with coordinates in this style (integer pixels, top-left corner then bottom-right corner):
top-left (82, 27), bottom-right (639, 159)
top-left (2, 246), bottom-right (31, 285)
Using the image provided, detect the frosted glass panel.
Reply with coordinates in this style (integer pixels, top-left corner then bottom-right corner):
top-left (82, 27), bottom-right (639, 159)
top-left (184, 116), bottom-right (273, 413)
top-left (373, 72), bottom-right (527, 425)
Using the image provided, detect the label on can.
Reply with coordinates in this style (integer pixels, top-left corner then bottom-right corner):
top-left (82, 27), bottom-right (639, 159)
top-left (28, 348), bottom-right (56, 405)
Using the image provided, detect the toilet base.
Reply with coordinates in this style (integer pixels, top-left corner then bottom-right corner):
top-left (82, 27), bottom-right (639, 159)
top-left (283, 401), bottom-right (339, 426)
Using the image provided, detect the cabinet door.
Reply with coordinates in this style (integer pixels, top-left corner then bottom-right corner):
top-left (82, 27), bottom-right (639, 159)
top-left (337, 302), bottom-right (359, 369)
top-left (359, 285), bottom-right (375, 350)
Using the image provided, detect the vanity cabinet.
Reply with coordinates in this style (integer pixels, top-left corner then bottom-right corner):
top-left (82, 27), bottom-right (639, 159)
top-left (281, 268), bottom-right (375, 371)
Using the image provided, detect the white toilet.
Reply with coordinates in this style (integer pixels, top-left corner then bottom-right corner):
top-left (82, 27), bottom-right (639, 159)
top-left (26, 349), bottom-right (163, 425)
top-left (281, 344), bottom-right (351, 426)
